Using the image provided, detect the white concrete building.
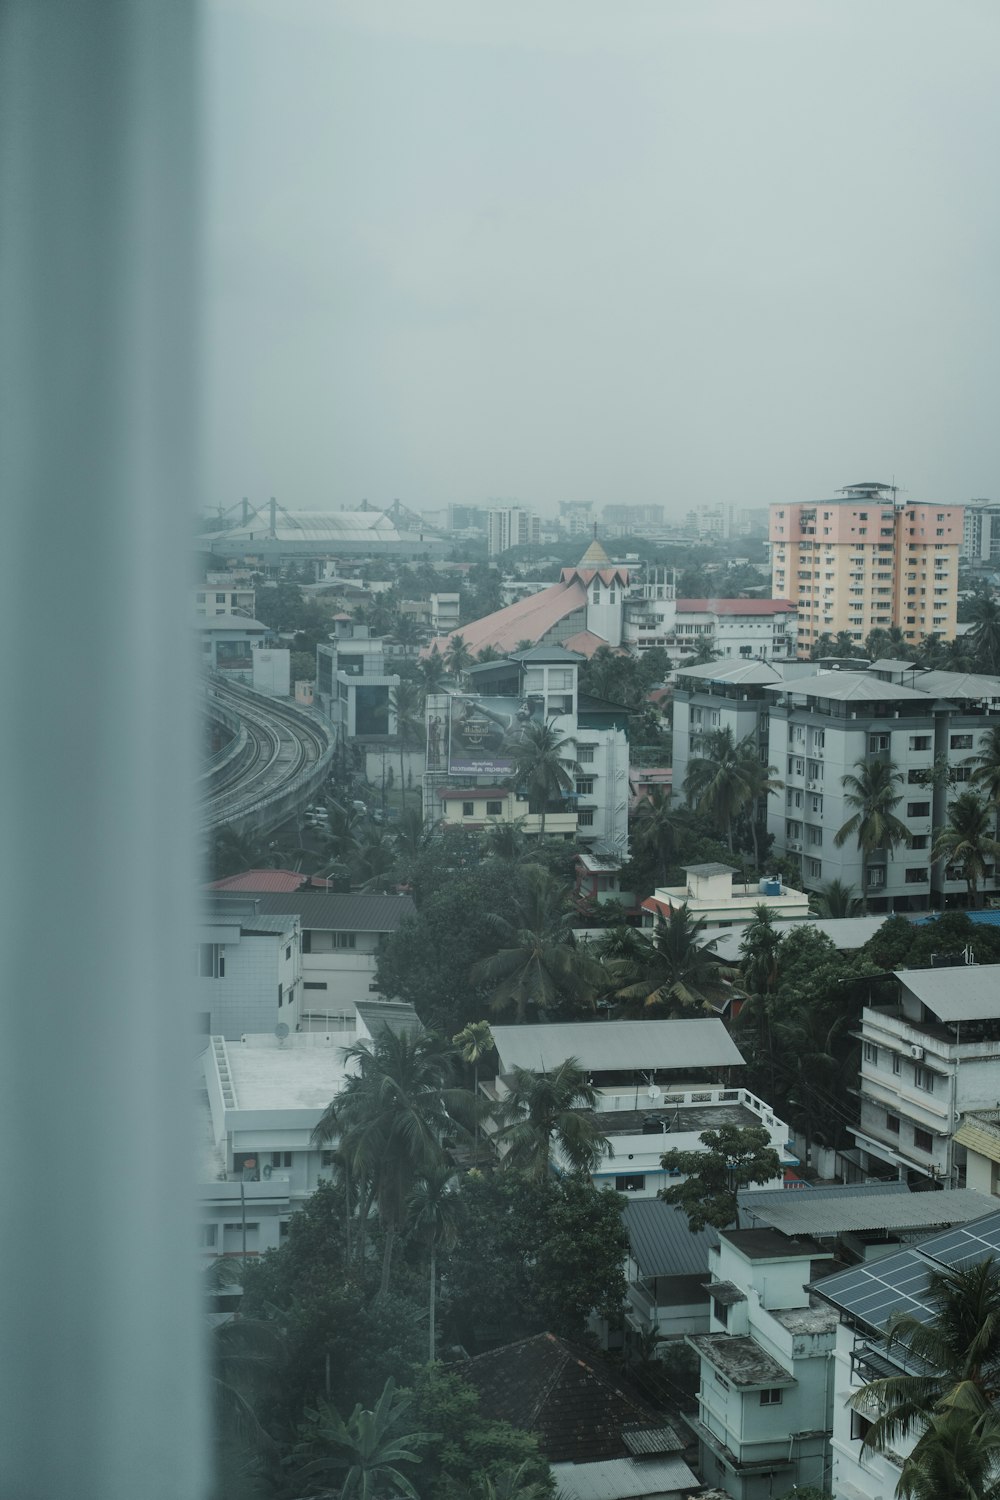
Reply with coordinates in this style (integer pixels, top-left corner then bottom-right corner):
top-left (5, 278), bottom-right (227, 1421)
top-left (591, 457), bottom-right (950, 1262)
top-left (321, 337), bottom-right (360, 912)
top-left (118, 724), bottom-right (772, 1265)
top-left (961, 498), bottom-right (1000, 563)
top-left (641, 863), bottom-right (810, 935)
top-left (814, 1208), bottom-right (1000, 1500)
top-left (489, 1019), bottom-right (793, 1198)
top-left (688, 1228), bottom-right (838, 1500)
top-left (622, 1198), bottom-right (719, 1344)
top-left (429, 592), bottom-right (460, 632)
top-left (253, 890), bottom-right (417, 1023)
top-left (195, 581), bottom-right (255, 616)
top-left (623, 597), bottom-right (798, 665)
top-left (487, 505), bottom-right (540, 555)
top-left (196, 898), bottom-right (302, 1041)
top-left (315, 623), bottom-right (399, 742)
top-left (851, 963), bottom-right (1000, 1187)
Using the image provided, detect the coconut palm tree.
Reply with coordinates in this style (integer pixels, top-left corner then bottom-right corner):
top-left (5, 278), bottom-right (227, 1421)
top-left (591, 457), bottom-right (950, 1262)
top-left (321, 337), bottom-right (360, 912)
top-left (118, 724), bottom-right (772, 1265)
top-left (735, 741), bottom-right (784, 871)
top-left (351, 829), bottom-right (399, 892)
top-left (684, 726), bottom-right (757, 851)
top-left (931, 791), bottom-right (1000, 909)
top-left (808, 878), bottom-right (863, 918)
top-left (849, 1257), bottom-right (1000, 1499)
top-left (452, 1021), bottom-right (496, 1160)
top-left (419, 649), bottom-right (447, 695)
top-left (407, 1165), bottom-right (462, 1362)
top-left (476, 645), bottom-right (504, 663)
top-left (311, 1031), bottom-right (476, 1297)
top-left (389, 679), bottom-right (424, 810)
top-left (611, 905), bottom-right (733, 1016)
top-left (969, 723), bottom-right (1000, 840)
top-left (471, 1461), bottom-right (555, 1500)
top-left (494, 1058), bottom-right (612, 1181)
top-left (509, 721), bottom-right (577, 835)
top-left (445, 633), bottom-right (473, 681)
top-left (687, 634), bottom-right (721, 666)
top-left (471, 863), bottom-right (602, 1020)
top-left (289, 1377), bottom-right (428, 1499)
top-left (967, 589), bottom-right (1000, 676)
top-left (834, 756), bottom-right (912, 911)
top-left (482, 817), bottom-right (531, 864)
top-left (631, 785), bottom-right (677, 885)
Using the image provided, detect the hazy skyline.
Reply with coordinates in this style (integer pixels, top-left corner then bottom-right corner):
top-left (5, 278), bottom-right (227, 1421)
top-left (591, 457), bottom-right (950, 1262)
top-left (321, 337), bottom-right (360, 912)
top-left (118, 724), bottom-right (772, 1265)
top-left (204, 0), bottom-right (1000, 522)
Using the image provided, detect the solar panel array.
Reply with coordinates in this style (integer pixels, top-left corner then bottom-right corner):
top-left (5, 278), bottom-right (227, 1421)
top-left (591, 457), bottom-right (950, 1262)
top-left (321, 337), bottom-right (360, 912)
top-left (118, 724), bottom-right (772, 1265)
top-left (815, 1210), bottom-right (1000, 1331)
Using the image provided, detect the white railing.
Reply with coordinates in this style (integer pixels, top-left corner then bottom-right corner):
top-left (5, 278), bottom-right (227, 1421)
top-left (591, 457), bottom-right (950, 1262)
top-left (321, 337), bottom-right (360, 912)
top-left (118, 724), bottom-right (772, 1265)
top-left (592, 1085), bottom-right (782, 1131)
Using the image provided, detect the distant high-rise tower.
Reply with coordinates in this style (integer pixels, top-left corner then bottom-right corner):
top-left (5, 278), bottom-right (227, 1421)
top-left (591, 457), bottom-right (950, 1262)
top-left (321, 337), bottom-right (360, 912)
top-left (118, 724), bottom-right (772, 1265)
top-left (770, 482), bottom-right (963, 656)
top-left (962, 499), bottom-right (1000, 563)
top-left (487, 506), bottom-right (540, 556)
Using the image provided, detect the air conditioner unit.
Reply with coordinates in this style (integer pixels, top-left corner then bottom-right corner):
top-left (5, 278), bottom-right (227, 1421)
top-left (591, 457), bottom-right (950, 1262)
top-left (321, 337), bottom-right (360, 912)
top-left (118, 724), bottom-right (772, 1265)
top-left (908, 1044), bottom-right (925, 1060)
top-left (787, 840), bottom-right (802, 852)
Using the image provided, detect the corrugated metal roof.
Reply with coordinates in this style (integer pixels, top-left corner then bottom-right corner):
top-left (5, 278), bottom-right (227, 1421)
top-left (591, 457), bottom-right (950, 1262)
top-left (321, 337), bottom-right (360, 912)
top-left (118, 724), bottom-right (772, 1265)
top-left (764, 671), bottom-right (930, 702)
top-left (492, 1019), bottom-right (745, 1075)
top-left (737, 1181), bottom-right (908, 1230)
top-left (552, 1455), bottom-right (698, 1500)
top-left (895, 963), bottom-right (1000, 1021)
top-left (711, 915), bottom-right (888, 963)
top-left (913, 669), bottom-right (1000, 700)
top-left (739, 1186), bottom-right (995, 1236)
top-left (255, 891), bottom-right (416, 932)
top-left (675, 660), bottom-right (783, 686)
top-left (623, 1198), bottom-right (718, 1278)
top-left (354, 1001), bottom-right (423, 1040)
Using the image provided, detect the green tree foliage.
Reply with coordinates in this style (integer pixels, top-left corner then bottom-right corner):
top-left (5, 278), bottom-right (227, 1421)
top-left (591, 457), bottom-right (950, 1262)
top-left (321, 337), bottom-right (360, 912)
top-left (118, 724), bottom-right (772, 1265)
top-left (932, 790), bottom-right (1000, 909)
top-left (966, 588), bottom-right (1000, 676)
top-left (471, 863), bottom-right (604, 1020)
top-left (685, 726), bottom-right (771, 853)
top-left (408, 1368), bottom-right (554, 1500)
top-left (494, 1058), bottom-right (611, 1181)
top-left (287, 1377), bottom-right (427, 1500)
top-left (508, 723), bottom-right (577, 834)
top-left (659, 1124), bottom-right (782, 1233)
top-left (441, 1172), bottom-right (628, 1351)
top-left (809, 878), bottom-right (863, 917)
top-left (862, 912), bottom-right (1000, 972)
top-left (834, 755), bottom-right (913, 909)
top-left (849, 1258), bottom-right (1000, 1500)
top-left (610, 905), bottom-right (733, 1016)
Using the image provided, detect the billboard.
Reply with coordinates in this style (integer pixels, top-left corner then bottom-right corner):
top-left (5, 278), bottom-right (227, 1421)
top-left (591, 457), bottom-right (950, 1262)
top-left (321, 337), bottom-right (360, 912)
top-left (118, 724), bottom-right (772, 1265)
top-left (445, 694), bottom-right (546, 777)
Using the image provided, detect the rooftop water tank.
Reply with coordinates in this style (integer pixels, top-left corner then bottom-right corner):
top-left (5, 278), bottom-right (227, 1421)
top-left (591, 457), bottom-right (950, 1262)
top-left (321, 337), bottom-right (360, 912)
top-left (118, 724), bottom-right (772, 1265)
top-left (759, 877), bottom-right (782, 897)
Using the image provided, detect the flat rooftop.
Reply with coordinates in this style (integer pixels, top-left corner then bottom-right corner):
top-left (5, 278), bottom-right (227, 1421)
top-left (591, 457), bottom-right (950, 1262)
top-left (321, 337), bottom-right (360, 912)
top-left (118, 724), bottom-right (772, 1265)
top-left (598, 1102), bottom-right (761, 1137)
top-left (221, 1034), bottom-right (352, 1111)
top-left (719, 1227), bottom-right (825, 1261)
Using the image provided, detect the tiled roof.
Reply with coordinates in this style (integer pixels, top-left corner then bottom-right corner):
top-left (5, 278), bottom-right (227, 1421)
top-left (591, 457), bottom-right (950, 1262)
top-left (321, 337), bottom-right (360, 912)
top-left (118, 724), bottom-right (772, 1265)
top-left (562, 629), bottom-right (617, 657)
top-left (206, 869), bottom-right (318, 892)
top-left (254, 891), bottom-right (416, 932)
top-left (675, 598), bottom-right (797, 616)
top-left (424, 579), bottom-right (589, 658)
top-left (454, 1333), bottom-right (677, 1464)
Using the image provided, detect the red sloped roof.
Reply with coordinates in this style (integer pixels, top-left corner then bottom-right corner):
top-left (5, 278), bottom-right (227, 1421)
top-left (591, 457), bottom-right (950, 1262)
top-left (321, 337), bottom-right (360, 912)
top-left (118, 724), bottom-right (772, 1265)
top-left (206, 869), bottom-right (325, 892)
top-left (423, 579), bottom-right (589, 658)
top-left (675, 598), bottom-right (796, 616)
top-left (561, 629), bottom-right (613, 658)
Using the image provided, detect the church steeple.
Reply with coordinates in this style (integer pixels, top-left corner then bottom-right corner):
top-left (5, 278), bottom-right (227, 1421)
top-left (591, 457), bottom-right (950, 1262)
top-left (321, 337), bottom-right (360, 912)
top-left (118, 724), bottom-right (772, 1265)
top-left (577, 527), bottom-right (612, 568)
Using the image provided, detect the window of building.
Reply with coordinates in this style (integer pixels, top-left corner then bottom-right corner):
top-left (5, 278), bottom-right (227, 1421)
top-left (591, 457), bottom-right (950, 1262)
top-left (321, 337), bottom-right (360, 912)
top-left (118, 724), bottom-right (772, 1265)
top-left (486, 800), bottom-right (503, 816)
top-left (715, 1373), bottom-right (730, 1391)
top-left (806, 858), bottom-right (822, 879)
top-left (909, 736), bottom-right (931, 751)
top-left (277, 984), bottom-right (283, 1008)
top-left (885, 1112), bottom-right (900, 1135)
top-left (950, 733), bottom-right (974, 751)
top-left (198, 1224), bottom-right (218, 1248)
top-left (285, 944), bottom-right (291, 960)
top-left (303, 981), bottom-right (328, 991)
top-left (575, 778), bottom-right (595, 796)
top-left (462, 801), bottom-right (474, 817)
top-left (914, 1066), bottom-right (935, 1093)
top-left (198, 943), bottom-right (223, 978)
top-left (759, 1388), bottom-right (783, 1406)
top-left (914, 1126), bottom-right (934, 1153)
top-left (578, 744), bottom-right (596, 763)
top-left (216, 592), bottom-right (226, 604)
top-left (907, 801), bottom-right (930, 818)
top-left (615, 1174), bottom-right (645, 1192)
top-left (869, 734), bottom-right (890, 753)
top-left (863, 1042), bottom-right (878, 1064)
top-left (868, 867), bottom-right (886, 888)
top-left (905, 868), bottom-right (928, 884)
top-left (271, 1152), bottom-right (293, 1169)
top-left (578, 809), bottom-right (595, 827)
top-left (333, 933), bottom-right (356, 949)
top-left (852, 1411), bottom-right (873, 1443)
top-left (911, 834), bottom-right (929, 850)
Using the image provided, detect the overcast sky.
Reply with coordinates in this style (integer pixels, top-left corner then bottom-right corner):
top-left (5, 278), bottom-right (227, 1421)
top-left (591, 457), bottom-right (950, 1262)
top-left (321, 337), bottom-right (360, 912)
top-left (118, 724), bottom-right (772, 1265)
top-left (204, 0), bottom-right (1000, 521)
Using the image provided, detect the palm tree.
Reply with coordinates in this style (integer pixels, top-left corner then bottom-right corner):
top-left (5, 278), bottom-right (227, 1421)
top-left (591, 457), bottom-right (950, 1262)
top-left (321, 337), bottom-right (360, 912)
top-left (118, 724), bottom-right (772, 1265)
top-left (932, 791), bottom-right (1000, 909)
top-left (419, 649), bottom-right (446, 695)
top-left (684, 726), bottom-right (756, 851)
top-left (289, 1377), bottom-right (428, 1499)
top-left (311, 1031), bottom-right (476, 1297)
top-left (969, 723), bottom-right (1000, 841)
top-left (452, 1021), bottom-right (495, 1161)
top-left (495, 1057), bottom-right (612, 1181)
top-left (687, 634), bottom-right (721, 666)
top-left (389, 679), bottom-right (424, 810)
top-left (509, 721), bottom-right (576, 835)
top-left (849, 1257), bottom-right (1000, 1499)
top-left (834, 756), bottom-right (913, 911)
top-left (351, 829), bottom-right (399, 891)
top-left (808, 878), bottom-right (863, 917)
top-left (631, 785), bottom-right (677, 885)
top-left (445, 633), bottom-right (473, 681)
top-left (739, 905), bottom-right (782, 998)
top-left (735, 742), bottom-right (784, 871)
top-left (611, 905), bottom-right (733, 1016)
top-left (407, 1165), bottom-right (461, 1362)
top-left (866, 624), bottom-right (914, 662)
top-left (482, 817), bottom-right (531, 863)
top-left (471, 863), bottom-right (602, 1020)
top-left (476, 645), bottom-right (504, 663)
top-left (471, 1461), bottom-right (554, 1500)
top-left (967, 589), bottom-right (1000, 676)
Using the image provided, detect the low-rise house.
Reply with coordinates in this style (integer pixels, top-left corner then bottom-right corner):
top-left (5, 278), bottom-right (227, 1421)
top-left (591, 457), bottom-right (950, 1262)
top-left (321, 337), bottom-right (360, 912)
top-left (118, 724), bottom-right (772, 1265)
top-left (813, 1207), bottom-right (1000, 1500)
top-left (574, 848), bottom-right (635, 912)
top-left (437, 785), bottom-right (578, 839)
top-left (955, 1108), bottom-right (1000, 1197)
top-left (252, 890), bottom-right (416, 1023)
top-left (455, 1332), bottom-right (699, 1500)
top-left (196, 897), bottom-right (301, 1041)
top-left (196, 612), bottom-right (272, 675)
top-left (489, 1020), bottom-right (793, 1197)
top-left (851, 962), bottom-right (1000, 1187)
top-left (688, 1228), bottom-right (839, 1500)
top-left (622, 1197), bottom-right (719, 1343)
top-left (641, 863), bottom-right (810, 934)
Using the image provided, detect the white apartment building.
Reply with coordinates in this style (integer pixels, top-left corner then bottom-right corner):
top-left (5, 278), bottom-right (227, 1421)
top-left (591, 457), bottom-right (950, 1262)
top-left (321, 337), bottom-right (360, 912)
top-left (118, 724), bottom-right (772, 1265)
top-left (489, 1020), bottom-right (793, 1199)
top-left (961, 498), bottom-right (1000, 563)
top-left (487, 506), bottom-right (540, 556)
top-left (195, 581), bottom-right (255, 616)
top-left (814, 1209), bottom-right (1000, 1500)
top-left (315, 623), bottom-right (399, 742)
top-left (851, 963), bottom-right (1000, 1187)
top-left (688, 1228), bottom-right (838, 1500)
top-left (424, 644), bottom-right (630, 854)
top-left (673, 658), bottom-right (1000, 909)
top-left (196, 898), bottom-right (302, 1041)
top-left (429, 592), bottom-right (460, 633)
top-left (623, 595), bottom-right (798, 664)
